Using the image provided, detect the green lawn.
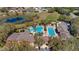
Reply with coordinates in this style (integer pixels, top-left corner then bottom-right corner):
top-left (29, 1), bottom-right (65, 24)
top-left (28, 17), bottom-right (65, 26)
top-left (45, 12), bottom-right (60, 23)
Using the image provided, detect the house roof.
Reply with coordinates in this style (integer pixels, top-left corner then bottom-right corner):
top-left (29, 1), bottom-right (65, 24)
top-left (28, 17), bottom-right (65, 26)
top-left (57, 22), bottom-right (72, 39)
top-left (7, 31), bottom-right (35, 43)
top-left (57, 22), bottom-right (68, 32)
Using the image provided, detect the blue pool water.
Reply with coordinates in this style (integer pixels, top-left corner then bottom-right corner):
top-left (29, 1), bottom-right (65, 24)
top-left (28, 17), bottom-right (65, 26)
top-left (29, 25), bottom-right (43, 33)
top-left (36, 25), bottom-right (43, 33)
top-left (29, 26), bottom-right (35, 33)
top-left (47, 26), bottom-right (56, 37)
top-left (29, 25), bottom-right (57, 37)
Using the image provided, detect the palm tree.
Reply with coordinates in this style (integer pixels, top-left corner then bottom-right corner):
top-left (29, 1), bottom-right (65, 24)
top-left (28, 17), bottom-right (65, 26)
top-left (0, 24), bottom-right (15, 48)
top-left (3, 40), bottom-right (35, 51)
top-left (34, 34), bottom-right (45, 50)
top-left (22, 7), bottom-right (26, 15)
top-left (48, 37), bottom-right (62, 51)
top-left (0, 8), bottom-right (9, 16)
top-left (62, 38), bottom-right (79, 51)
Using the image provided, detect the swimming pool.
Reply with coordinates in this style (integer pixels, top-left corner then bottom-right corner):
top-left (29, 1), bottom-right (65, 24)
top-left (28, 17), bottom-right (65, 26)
top-left (36, 25), bottom-right (44, 33)
top-left (47, 26), bottom-right (57, 37)
top-left (29, 25), bottom-right (44, 33)
top-left (29, 25), bottom-right (57, 37)
top-left (29, 26), bottom-right (35, 33)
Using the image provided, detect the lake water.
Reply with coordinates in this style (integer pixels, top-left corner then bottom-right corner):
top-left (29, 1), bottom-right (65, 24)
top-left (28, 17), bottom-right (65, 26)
top-left (6, 17), bottom-right (25, 23)
top-left (5, 16), bottom-right (32, 24)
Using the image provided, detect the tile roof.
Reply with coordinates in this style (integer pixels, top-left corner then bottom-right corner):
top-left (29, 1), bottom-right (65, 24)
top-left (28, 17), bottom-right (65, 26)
top-left (7, 31), bottom-right (35, 43)
top-left (57, 22), bottom-right (72, 39)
